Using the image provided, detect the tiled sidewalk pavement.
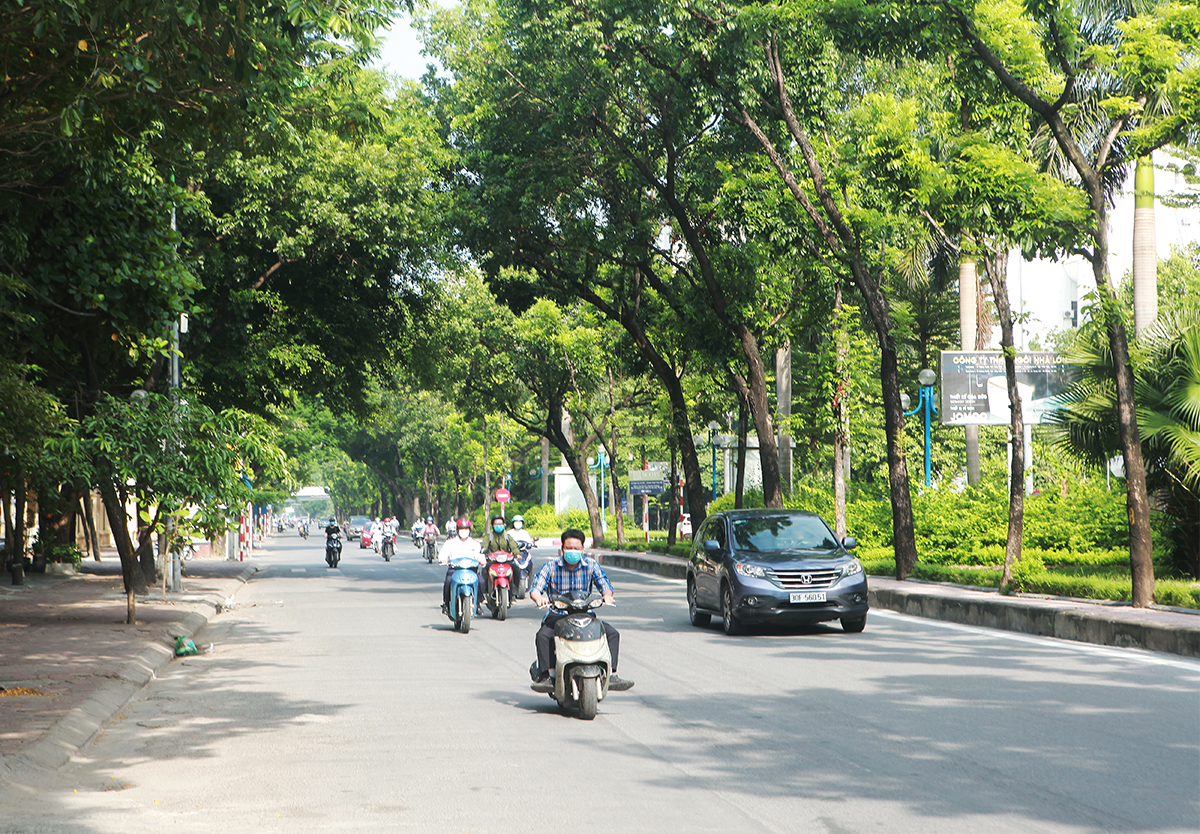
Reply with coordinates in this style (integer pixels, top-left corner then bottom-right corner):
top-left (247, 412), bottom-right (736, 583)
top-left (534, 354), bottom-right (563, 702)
top-left (0, 552), bottom-right (257, 769)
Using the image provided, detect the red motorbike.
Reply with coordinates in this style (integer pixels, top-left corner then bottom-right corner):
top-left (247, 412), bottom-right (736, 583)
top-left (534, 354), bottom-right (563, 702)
top-left (483, 551), bottom-right (515, 620)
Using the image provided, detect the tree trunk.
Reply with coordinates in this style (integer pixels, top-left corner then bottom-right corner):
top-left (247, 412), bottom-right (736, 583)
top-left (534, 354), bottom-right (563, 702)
top-left (735, 395), bottom-right (748, 509)
top-left (608, 427), bottom-right (626, 545)
top-left (541, 437), bottom-right (550, 506)
top-left (483, 428), bottom-right (491, 522)
top-left (1132, 154), bottom-right (1158, 336)
top-left (960, 255), bottom-right (982, 485)
top-left (732, 327), bottom-right (784, 507)
top-left (96, 475), bottom-right (141, 622)
top-left (82, 493), bottom-right (102, 560)
top-left (667, 421), bottom-right (678, 546)
top-left (562, 443), bottom-right (603, 544)
top-left (1095, 228), bottom-right (1156, 607)
top-left (985, 247), bottom-right (1026, 590)
top-left (776, 342), bottom-right (792, 496)
top-left (833, 283), bottom-right (850, 538)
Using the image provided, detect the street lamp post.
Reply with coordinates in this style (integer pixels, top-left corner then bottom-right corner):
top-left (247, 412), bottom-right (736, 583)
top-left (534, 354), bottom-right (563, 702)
top-left (589, 449), bottom-right (608, 533)
top-left (902, 368), bottom-right (939, 487)
top-left (707, 420), bottom-right (720, 500)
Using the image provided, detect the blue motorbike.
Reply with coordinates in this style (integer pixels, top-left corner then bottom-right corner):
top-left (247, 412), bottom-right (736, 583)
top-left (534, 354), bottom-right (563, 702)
top-left (446, 555), bottom-right (480, 633)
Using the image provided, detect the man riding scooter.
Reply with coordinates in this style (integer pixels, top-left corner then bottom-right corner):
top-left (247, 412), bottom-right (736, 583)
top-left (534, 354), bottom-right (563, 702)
top-left (529, 528), bottom-right (633, 692)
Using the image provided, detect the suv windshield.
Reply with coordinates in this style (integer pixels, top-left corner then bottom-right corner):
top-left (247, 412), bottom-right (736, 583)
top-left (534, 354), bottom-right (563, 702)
top-left (730, 515), bottom-right (839, 553)
top-left (350, 516), bottom-right (370, 528)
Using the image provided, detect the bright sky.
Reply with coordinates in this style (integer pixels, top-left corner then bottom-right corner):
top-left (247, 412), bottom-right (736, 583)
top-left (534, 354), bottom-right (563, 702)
top-left (373, 14), bottom-right (433, 81)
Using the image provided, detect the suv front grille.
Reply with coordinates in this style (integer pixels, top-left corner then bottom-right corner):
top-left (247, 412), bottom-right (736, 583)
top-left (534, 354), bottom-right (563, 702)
top-left (768, 568), bottom-right (841, 590)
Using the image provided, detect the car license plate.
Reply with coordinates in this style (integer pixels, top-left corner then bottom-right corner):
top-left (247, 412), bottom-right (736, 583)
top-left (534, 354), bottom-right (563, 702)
top-left (790, 591), bottom-right (826, 604)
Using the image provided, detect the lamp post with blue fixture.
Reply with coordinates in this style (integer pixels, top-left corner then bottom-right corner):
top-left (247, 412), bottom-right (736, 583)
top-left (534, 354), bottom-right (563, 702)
top-left (707, 420), bottom-right (720, 500)
top-left (902, 368), bottom-right (938, 487)
top-left (588, 448), bottom-right (609, 532)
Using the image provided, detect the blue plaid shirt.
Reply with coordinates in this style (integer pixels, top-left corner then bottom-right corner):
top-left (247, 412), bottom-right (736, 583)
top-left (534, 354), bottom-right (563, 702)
top-left (531, 555), bottom-right (613, 602)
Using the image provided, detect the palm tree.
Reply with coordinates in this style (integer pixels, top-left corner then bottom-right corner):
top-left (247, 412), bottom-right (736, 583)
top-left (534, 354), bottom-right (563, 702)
top-left (1050, 303), bottom-right (1200, 578)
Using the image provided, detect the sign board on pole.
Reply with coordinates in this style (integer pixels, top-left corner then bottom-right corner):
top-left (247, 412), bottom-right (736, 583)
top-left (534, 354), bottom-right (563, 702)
top-left (939, 351), bottom-right (1077, 426)
top-left (627, 469), bottom-right (666, 496)
top-left (495, 488), bottom-right (511, 504)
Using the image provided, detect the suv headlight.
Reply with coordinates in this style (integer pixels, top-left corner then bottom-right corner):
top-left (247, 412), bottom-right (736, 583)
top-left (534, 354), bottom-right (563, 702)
top-left (734, 562), bottom-right (766, 579)
top-left (840, 559), bottom-right (863, 579)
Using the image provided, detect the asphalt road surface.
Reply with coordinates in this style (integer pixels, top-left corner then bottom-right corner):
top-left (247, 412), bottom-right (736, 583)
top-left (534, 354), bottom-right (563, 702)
top-left (4, 535), bottom-right (1198, 833)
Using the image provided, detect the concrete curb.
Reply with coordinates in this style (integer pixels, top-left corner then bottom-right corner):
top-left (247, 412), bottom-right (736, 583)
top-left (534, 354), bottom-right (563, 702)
top-left (600, 552), bottom-right (686, 580)
top-left (868, 582), bottom-right (1200, 658)
top-left (7, 564), bottom-right (259, 775)
top-left (595, 550), bottom-right (1200, 658)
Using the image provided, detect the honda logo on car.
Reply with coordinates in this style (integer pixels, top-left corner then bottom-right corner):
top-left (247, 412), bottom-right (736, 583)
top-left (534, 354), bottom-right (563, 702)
top-left (799, 574), bottom-right (813, 585)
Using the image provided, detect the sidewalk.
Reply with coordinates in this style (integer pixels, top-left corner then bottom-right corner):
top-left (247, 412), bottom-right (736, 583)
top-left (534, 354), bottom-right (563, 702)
top-left (592, 547), bottom-right (1200, 658)
top-left (0, 548), bottom-right (259, 775)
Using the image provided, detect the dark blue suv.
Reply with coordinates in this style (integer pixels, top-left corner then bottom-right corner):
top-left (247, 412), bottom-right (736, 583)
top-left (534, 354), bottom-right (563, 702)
top-left (687, 509), bottom-right (869, 635)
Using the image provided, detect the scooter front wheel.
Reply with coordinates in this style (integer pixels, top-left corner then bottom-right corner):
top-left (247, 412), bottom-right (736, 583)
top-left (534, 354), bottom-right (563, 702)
top-left (459, 601), bottom-right (472, 633)
top-left (495, 587), bottom-right (508, 620)
top-left (578, 675), bottom-right (598, 720)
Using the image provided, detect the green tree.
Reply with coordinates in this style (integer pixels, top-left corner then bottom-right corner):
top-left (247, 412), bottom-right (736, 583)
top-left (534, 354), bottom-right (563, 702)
top-left (52, 392), bottom-right (285, 622)
top-left (870, 0), bottom-right (1200, 604)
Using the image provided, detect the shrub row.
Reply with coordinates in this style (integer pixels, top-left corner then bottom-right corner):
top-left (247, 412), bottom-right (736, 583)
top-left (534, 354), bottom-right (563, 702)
top-left (710, 478), bottom-right (1134, 566)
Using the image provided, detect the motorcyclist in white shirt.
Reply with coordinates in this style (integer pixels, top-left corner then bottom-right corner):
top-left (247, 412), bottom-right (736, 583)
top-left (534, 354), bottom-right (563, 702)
top-left (441, 518), bottom-right (485, 615)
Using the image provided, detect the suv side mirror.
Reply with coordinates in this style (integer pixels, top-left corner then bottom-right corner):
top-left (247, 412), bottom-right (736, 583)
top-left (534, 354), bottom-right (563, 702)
top-left (702, 539), bottom-right (722, 552)
top-left (841, 536), bottom-right (858, 550)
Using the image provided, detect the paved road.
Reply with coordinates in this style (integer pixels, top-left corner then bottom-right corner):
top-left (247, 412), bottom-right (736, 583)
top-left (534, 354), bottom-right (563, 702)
top-left (4, 536), bottom-right (1197, 833)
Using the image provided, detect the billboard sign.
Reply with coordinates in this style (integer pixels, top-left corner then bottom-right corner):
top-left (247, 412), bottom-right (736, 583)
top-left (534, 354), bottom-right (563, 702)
top-left (939, 351), bottom-right (1077, 426)
top-left (627, 469), bottom-right (666, 496)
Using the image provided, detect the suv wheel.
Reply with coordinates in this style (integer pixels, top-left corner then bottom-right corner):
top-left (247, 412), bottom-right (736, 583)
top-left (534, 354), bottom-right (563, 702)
top-left (688, 579), bottom-right (711, 628)
top-left (721, 583), bottom-right (745, 636)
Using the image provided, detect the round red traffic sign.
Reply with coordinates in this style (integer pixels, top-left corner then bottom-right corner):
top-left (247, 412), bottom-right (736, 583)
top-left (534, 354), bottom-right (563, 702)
top-left (496, 488), bottom-right (511, 503)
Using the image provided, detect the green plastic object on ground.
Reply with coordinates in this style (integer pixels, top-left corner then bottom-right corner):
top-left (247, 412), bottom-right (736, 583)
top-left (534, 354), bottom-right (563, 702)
top-left (174, 636), bottom-right (198, 657)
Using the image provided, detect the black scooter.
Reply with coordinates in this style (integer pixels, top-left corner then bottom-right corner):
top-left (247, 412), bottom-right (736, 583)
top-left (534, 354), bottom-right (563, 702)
top-left (325, 532), bottom-right (342, 568)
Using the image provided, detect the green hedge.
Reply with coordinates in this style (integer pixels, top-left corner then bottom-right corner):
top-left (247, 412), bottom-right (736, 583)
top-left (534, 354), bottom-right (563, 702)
top-left (709, 478), bottom-right (1133, 566)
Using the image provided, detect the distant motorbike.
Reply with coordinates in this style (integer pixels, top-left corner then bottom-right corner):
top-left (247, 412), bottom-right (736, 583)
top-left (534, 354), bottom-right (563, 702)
top-left (381, 530), bottom-right (395, 561)
top-left (535, 592), bottom-right (613, 720)
top-left (483, 551), bottom-right (515, 620)
top-left (299, 522), bottom-right (309, 539)
top-left (325, 532), bottom-right (342, 568)
top-left (423, 535), bottom-right (437, 564)
top-left (513, 539), bottom-right (535, 599)
top-left (445, 555), bottom-right (480, 633)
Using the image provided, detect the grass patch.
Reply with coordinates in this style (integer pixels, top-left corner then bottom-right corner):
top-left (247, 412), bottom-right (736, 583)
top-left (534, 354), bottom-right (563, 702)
top-left (863, 547), bottom-right (1200, 608)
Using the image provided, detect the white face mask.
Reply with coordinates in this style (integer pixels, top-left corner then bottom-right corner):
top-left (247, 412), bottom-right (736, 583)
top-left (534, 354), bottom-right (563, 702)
top-left (457, 529), bottom-right (470, 540)
top-left (513, 521), bottom-right (523, 529)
